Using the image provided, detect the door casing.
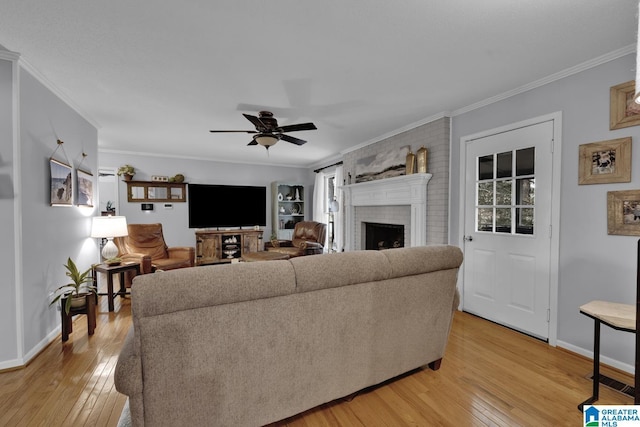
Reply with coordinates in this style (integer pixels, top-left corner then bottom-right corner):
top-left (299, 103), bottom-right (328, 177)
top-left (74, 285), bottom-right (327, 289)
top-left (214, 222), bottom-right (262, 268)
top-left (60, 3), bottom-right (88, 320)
top-left (457, 112), bottom-right (562, 346)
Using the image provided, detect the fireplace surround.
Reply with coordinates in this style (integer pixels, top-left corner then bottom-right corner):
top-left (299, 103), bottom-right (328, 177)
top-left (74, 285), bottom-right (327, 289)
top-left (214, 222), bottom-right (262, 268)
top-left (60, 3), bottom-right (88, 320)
top-left (341, 173), bottom-right (432, 251)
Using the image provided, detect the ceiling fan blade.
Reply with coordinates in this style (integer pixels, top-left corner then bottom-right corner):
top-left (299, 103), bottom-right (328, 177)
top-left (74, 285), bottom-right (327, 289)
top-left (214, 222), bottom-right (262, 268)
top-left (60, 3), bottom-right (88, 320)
top-left (243, 113), bottom-right (266, 130)
top-left (247, 139), bottom-right (258, 146)
top-left (209, 130), bottom-right (257, 133)
top-left (279, 122), bottom-right (317, 133)
top-left (280, 134), bottom-right (307, 146)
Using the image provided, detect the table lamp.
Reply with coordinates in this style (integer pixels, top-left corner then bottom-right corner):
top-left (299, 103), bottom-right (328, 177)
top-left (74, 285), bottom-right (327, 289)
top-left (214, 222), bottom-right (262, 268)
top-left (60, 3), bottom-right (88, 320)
top-left (90, 216), bottom-right (128, 260)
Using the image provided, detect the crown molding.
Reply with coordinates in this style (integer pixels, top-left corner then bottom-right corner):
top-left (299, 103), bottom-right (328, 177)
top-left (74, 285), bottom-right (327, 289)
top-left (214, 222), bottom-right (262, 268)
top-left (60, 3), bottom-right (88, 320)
top-left (307, 153), bottom-right (344, 171)
top-left (0, 49), bottom-right (20, 61)
top-left (340, 111), bottom-right (451, 156)
top-left (98, 148), bottom-right (308, 169)
top-left (16, 55), bottom-right (101, 129)
top-left (452, 44), bottom-right (636, 117)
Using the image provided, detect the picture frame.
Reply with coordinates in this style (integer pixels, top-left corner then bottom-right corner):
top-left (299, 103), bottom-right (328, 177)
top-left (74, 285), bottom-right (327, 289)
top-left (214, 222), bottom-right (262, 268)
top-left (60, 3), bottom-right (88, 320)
top-left (76, 169), bottom-right (94, 207)
top-left (50, 158), bottom-right (73, 206)
top-left (607, 189), bottom-right (640, 236)
top-left (578, 137), bottom-right (631, 185)
top-left (610, 80), bottom-right (640, 130)
top-left (355, 145), bottom-right (410, 183)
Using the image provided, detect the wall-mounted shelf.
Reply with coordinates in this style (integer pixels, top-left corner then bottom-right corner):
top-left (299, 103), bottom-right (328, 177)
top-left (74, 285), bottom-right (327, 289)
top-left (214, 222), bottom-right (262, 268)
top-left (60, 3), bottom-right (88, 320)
top-left (126, 181), bottom-right (187, 203)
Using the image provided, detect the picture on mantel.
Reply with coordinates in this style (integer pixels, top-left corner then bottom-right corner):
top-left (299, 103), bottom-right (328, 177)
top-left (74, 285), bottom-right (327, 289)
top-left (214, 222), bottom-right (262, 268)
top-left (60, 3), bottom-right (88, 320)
top-left (355, 145), bottom-right (410, 183)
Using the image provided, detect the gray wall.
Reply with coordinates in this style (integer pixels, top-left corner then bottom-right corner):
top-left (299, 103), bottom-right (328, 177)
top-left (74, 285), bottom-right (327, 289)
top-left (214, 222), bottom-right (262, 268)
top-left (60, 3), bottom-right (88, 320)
top-left (0, 54), bottom-right (99, 369)
top-left (19, 68), bottom-right (99, 357)
top-left (98, 152), bottom-right (314, 248)
top-left (451, 53), bottom-right (640, 371)
top-left (342, 117), bottom-right (450, 245)
top-left (0, 58), bottom-right (17, 364)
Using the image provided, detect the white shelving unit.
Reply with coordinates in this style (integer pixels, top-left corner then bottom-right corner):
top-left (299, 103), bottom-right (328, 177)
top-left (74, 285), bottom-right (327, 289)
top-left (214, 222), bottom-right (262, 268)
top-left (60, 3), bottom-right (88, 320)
top-left (272, 182), bottom-right (305, 240)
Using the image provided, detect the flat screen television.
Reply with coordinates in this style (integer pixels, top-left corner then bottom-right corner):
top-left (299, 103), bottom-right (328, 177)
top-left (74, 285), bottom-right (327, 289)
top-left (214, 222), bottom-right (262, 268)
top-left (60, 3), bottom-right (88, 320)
top-left (188, 184), bottom-right (267, 228)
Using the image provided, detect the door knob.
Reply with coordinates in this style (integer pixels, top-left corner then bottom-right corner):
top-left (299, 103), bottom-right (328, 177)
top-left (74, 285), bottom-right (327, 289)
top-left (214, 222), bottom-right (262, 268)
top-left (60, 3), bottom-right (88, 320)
top-left (463, 236), bottom-right (473, 242)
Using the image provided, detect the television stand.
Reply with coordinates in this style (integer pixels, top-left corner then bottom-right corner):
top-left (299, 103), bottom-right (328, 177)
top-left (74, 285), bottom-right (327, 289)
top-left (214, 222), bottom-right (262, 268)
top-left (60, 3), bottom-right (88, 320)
top-left (195, 229), bottom-right (264, 265)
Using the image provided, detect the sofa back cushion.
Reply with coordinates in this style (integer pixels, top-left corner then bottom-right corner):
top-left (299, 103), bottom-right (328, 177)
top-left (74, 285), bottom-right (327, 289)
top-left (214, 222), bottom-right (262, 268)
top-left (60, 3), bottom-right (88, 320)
top-left (131, 260), bottom-right (296, 319)
top-left (290, 250), bottom-right (391, 293)
top-left (381, 245), bottom-right (463, 278)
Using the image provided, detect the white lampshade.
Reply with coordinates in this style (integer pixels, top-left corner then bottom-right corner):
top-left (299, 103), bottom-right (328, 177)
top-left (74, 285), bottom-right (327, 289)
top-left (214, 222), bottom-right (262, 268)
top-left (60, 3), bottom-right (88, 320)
top-left (91, 216), bottom-right (128, 260)
top-left (91, 216), bottom-right (128, 238)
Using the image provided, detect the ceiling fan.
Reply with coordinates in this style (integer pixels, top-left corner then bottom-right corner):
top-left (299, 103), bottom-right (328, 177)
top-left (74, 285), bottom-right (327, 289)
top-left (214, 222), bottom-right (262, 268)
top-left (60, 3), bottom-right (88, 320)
top-left (209, 111), bottom-right (317, 151)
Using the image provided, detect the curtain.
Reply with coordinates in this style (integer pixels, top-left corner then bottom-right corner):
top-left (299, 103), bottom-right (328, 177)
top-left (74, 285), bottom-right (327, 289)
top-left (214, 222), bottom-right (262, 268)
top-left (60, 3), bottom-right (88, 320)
top-left (313, 169), bottom-right (326, 214)
top-left (312, 171), bottom-right (328, 250)
top-left (334, 166), bottom-right (344, 252)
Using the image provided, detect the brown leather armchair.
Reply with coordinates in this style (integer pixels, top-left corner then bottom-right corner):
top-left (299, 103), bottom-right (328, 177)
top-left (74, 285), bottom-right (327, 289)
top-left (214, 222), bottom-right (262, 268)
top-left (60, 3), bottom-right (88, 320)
top-left (265, 221), bottom-right (327, 257)
top-left (114, 223), bottom-right (195, 280)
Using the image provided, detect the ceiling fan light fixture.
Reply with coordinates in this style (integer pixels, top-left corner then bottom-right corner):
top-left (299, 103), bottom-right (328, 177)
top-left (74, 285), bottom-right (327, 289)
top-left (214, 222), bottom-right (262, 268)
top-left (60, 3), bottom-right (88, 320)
top-left (254, 134), bottom-right (279, 148)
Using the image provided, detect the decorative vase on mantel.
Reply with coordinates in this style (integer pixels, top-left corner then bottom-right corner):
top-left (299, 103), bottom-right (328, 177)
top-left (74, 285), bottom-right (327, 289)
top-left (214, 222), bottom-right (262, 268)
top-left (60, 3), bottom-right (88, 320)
top-left (416, 146), bottom-right (428, 173)
top-left (406, 150), bottom-right (416, 175)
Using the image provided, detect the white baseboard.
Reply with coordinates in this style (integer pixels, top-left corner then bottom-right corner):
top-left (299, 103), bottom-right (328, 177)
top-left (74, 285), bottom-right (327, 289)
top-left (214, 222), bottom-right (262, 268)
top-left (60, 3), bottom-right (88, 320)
top-left (557, 340), bottom-right (634, 375)
top-left (0, 327), bottom-right (60, 371)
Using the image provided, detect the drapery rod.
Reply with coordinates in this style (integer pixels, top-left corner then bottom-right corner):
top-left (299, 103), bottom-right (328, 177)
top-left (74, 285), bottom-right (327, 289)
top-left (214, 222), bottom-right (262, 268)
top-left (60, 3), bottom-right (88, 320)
top-left (314, 161), bottom-right (343, 173)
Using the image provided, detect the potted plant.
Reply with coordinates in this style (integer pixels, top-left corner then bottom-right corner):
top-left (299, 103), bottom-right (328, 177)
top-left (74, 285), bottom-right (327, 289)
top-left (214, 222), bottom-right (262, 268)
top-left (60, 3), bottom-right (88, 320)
top-left (50, 257), bottom-right (97, 315)
top-left (117, 164), bottom-right (135, 181)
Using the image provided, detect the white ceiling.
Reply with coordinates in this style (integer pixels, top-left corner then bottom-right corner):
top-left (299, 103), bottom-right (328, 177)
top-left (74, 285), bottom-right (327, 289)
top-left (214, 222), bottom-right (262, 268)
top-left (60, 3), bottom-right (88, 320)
top-left (0, 1), bottom-right (638, 168)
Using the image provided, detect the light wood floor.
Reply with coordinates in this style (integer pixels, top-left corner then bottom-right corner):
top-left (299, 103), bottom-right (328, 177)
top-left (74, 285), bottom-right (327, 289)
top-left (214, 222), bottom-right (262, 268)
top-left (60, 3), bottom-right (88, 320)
top-left (0, 296), bottom-right (634, 427)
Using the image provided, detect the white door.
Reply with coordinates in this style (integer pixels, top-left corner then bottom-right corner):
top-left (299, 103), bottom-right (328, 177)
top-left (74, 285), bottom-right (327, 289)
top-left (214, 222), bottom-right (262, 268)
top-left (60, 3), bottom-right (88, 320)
top-left (463, 120), bottom-right (554, 340)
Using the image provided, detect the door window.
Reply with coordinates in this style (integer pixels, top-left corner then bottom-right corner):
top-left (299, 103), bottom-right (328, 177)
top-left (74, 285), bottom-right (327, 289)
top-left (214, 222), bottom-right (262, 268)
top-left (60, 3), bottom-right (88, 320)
top-left (476, 147), bottom-right (535, 235)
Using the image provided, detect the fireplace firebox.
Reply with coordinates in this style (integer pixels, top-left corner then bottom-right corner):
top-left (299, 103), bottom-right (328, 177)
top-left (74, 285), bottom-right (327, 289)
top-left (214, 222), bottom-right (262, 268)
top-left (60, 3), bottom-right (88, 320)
top-left (364, 222), bottom-right (405, 250)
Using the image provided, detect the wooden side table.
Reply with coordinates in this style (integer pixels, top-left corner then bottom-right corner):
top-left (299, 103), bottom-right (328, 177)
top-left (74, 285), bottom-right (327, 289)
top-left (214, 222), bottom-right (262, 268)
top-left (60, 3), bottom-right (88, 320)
top-left (93, 262), bottom-right (141, 312)
top-left (61, 294), bottom-right (96, 342)
top-left (578, 300), bottom-right (636, 410)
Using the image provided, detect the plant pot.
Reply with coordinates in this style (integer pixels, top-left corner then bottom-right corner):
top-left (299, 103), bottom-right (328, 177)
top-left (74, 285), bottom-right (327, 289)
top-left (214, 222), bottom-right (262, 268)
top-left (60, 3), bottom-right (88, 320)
top-left (70, 294), bottom-right (87, 309)
top-left (123, 174), bottom-right (133, 182)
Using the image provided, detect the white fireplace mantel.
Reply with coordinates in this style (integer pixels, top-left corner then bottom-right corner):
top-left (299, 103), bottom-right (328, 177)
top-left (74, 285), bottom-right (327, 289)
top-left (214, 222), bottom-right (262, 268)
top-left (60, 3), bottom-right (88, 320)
top-left (341, 173), bottom-right (432, 251)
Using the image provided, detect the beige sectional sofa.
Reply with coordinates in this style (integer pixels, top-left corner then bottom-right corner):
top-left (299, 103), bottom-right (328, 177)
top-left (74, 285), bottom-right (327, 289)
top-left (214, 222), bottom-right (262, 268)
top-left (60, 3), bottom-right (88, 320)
top-left (115, 245), bottom-right (463, 426)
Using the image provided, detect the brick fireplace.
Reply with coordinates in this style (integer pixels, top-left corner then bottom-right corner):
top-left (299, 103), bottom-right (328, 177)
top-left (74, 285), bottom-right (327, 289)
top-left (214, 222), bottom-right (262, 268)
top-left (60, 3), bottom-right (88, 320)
top-left (341, 173), bottom-right (432, 251)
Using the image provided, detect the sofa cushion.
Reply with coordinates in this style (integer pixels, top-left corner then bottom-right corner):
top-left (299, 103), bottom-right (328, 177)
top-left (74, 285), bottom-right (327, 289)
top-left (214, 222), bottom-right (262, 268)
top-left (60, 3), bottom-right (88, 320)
top-left (381, 245), bottom-right (464, 279)
top-left (290, 250), bottom-right (391, 293)
top-left (131, 260), bottom-right (296, 318)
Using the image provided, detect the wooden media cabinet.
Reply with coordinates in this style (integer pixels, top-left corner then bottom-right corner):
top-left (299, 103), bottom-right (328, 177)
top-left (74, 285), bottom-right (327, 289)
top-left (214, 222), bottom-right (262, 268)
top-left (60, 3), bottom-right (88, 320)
top-left (195, 229), bottom-right (264, 265)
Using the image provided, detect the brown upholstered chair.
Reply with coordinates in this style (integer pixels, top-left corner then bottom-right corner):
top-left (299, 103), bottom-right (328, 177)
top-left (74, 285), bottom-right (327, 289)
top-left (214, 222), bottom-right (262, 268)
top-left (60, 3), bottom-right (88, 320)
top-left (114, 223), bottom-right (195, 281)
top-left (265, 221), bottom-right (327, 258)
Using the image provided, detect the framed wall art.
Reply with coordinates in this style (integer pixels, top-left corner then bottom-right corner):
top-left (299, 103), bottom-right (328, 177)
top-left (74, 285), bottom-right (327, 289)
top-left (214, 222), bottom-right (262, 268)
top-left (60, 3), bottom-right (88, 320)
top-left (607, 189), bottom-right (640, 236)
top-left (76, 169), bottom-right (94, 207)
top-left (355, 145), bottom-right (410, 183)
top-left (610, 80), bottom-right (640, 130)
top-left (50, 158), bottom-right (73, 206)
top-left (578, 137), bottom-right (631, 185)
